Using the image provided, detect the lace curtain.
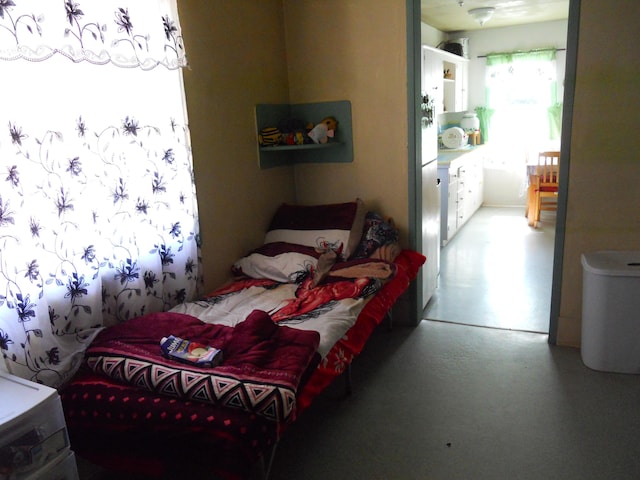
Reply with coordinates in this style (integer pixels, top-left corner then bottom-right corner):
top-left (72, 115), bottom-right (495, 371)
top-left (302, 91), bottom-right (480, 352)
top-left (0, 0), bottom-right (187, 69)
top-left (0, 0), bottom-right (201, 388)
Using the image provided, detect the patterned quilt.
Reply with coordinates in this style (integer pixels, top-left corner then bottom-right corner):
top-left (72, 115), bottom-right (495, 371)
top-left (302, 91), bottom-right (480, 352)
top-left (84, 309), bottom-right (320, 423)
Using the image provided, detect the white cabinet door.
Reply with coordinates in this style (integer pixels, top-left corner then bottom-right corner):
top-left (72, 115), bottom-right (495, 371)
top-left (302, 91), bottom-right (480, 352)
top-left (457, 165), bottom-right (468, 226)
top-left (447, 173), bottom-right (458, 242)
top-left (457, 60), bottom-right (468, 112)
top-left (445, 57), bottom-right (468, 112)
top-left (439, 148), bottom-right (485, 246)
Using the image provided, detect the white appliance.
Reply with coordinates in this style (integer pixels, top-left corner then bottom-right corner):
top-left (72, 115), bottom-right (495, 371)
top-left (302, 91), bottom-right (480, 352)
top-left (420, 107), bottom-right (440, 307)
top-left (421, 152), bottom-right (440, 308)
top-left (420, 46), bottom-right (442, 309)
top-left (441, 126), bottom-right (468, 149)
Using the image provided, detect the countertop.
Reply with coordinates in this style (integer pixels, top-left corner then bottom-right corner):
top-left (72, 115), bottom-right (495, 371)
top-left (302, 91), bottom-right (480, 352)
top-left (437, 144), bottom-right (485, 166)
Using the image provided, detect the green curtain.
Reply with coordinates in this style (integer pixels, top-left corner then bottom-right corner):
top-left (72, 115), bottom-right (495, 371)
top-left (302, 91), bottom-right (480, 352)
top-left (548, 103), bottom-right (563, 139)
top-left (485, 48), bottom-right (556, 66)
top-left (483, 48), bottom-right (558, 143)
top-left (475, 106), bottom-right (494, 144)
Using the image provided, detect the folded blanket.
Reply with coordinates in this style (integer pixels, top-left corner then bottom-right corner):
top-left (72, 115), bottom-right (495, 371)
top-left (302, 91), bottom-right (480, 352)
top-left (85, 310), bottom-right (320, 422)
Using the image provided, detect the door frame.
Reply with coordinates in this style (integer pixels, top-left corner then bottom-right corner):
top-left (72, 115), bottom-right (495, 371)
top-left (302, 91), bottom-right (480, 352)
top-left (548, 0), bottom-right (580, 345)
top-left (406, 0), bottom-right (423, 324)
top-left (407, 0), bottom-right (580, 343)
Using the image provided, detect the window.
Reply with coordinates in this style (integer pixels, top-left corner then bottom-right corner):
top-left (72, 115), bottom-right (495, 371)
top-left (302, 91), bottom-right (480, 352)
top-left (0, 1), bottom-right (201, 387)
top-left (482, 49), bottom-right (562, 167)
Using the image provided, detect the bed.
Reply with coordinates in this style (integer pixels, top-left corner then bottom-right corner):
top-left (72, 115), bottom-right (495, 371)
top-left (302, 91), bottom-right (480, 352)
top-left (60, 200), bottom-right (425, 479)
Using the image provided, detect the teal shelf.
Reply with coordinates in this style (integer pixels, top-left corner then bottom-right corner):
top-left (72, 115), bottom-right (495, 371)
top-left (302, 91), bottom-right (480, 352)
top-left (255, 100), bottom-right (353, 169)
top-left (259, 142), bottom-right (342, 152)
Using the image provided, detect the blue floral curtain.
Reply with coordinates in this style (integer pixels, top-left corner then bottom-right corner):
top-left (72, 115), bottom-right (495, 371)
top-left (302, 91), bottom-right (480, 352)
top-left (0, 0), bottom-right (201, 388)
top-left (0, 0), bottom-right (187, 69)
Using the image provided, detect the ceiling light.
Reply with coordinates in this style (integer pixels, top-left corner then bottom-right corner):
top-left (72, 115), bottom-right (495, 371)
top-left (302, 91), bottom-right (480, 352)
top-left (468, 7), bottom-right (495, 26)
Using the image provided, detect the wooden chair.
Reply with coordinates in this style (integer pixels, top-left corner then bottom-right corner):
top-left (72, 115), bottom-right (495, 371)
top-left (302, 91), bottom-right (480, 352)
top-left (527, 151), bottom-right (560, 227)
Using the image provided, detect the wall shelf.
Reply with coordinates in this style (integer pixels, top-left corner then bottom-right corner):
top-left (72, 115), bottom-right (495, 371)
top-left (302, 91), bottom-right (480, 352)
top-left (255, 100), bottom-right (353, 169)
top-left (259, 142), bottom-right (342, 152)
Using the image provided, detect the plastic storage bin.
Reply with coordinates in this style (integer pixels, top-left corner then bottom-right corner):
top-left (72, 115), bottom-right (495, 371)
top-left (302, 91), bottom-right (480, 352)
top-left (581, 251), bottom-right (640, 373)
top-left (0, 372), bottom-right (75, 479)
top-left (23, 451), bottom-right (78, 480)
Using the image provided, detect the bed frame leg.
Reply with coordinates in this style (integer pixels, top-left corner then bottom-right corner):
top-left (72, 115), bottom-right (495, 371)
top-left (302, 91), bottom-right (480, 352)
top-left (262, 442), bottom-right (278, 480)
top-left (341, 308), bottom-right (393, 398)
top-left (344, 363), bottom-right (353, 396)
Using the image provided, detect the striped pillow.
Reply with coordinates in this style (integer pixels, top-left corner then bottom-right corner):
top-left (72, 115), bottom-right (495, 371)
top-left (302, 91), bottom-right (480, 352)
top-left (264, 199), bottom-right (366, 260)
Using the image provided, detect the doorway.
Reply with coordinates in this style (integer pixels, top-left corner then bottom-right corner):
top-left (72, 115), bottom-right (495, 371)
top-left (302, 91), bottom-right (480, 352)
top-left (416, 2), bottom-right (579, 343)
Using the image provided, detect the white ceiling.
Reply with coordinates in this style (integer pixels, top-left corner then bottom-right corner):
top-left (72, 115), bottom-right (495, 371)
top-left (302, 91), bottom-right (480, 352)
top-left (421, 0), bottom-right (570, 32)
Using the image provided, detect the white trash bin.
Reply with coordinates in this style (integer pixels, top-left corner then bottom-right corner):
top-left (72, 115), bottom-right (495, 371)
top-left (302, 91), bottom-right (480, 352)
top-left (581, 251), bottom-right (640, 373)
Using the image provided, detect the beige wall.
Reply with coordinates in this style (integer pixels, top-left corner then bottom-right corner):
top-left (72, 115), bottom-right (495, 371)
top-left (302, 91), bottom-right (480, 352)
top-left (178, 1), bottom-right (296, 292)
top-left (557, 0), bottom-right (640, 346)
top-left (284, 0), bottom-right (410, 244)
top-left (178, 0), bottom-right (640, 345)
top-left (179, 0), bottom-right (411, 294)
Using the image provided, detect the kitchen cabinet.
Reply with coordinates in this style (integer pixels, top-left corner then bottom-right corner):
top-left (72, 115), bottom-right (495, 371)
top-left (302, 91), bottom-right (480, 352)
top-left (442, 56), bottom-right (468, 112)
top-left (437, 146), bottom-right (486, 246)
top-left (422, 45), bottom-right (468, 113)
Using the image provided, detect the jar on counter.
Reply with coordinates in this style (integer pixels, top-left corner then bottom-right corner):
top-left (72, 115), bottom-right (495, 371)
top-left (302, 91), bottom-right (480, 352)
top-left (460, 112), bottom-right (480, 133)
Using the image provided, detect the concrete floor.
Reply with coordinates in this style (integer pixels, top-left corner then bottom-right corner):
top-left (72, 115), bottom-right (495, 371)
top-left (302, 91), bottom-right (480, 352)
top-left (269, 321), bottom-right (640, 480)
top-left (424, 206), bottom-right (555, 333)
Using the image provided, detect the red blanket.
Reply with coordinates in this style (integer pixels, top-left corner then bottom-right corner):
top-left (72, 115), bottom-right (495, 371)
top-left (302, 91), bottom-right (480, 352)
top-left (85, 309), bottom-right (320, 422)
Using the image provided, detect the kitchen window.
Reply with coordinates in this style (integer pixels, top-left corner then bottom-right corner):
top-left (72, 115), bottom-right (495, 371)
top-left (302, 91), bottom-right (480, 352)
top-left (483, 49), bottom-right (561, 165)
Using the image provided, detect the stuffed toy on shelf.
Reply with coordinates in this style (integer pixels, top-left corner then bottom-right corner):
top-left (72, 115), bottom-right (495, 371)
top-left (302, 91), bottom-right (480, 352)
top-left (258, 127), bottom-right (282, 146)
top-left (308, 116), bottom-right (338, 144)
